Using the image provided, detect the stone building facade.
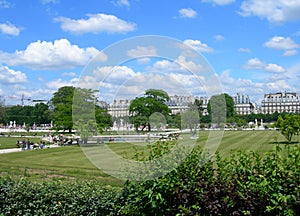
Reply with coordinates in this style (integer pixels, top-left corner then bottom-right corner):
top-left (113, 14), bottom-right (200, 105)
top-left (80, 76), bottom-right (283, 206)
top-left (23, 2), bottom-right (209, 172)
top-left (261, 92), bottom-right (300, 114)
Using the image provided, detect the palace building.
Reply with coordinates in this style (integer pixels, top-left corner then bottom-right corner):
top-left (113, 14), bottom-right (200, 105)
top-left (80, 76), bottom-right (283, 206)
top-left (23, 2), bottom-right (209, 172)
top-left (261, 92), bottom-right (300, 114)
top-left (233, 93), bottom-right (258, 115)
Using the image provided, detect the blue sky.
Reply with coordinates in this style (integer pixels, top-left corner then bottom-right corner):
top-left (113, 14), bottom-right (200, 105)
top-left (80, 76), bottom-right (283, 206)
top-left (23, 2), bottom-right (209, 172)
top-left (0, 0), bottom-right (299, 105)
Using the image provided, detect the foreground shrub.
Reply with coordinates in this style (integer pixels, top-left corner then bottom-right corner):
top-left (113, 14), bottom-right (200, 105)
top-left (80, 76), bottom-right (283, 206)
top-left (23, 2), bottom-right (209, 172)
top-left (120, 142), bottom-right (300, 215)
top-left (1, 141), bottom-right (300, 215)
top-left (0, 178), bottom-right (121, 216)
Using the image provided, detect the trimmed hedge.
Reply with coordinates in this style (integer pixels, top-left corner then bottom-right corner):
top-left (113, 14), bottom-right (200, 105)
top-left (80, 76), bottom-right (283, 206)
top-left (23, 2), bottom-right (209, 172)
top-left (0, 179), bottom-right (121, 216)
top-left (1, 142), bottom-right (300, 215)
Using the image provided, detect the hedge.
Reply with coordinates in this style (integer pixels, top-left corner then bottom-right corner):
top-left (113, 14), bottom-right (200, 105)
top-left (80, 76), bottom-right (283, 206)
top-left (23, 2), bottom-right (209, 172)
top-left (1, 141), bottom-right (300, 215)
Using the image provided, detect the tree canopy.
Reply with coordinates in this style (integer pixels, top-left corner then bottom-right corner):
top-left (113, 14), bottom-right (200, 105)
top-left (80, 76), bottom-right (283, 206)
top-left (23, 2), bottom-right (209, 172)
top-left (2, 103), bottom-right (50, 126)
top-left (129, 89), bottom-right (171, 131)
top-left (207, 93), bottom-right (235, 127)
top-left (72, 87), bottom-right (112, 137)
top-left (50, 86), bottom-right (75, 132)
top-left (275, 114), bottom-right (300, 143)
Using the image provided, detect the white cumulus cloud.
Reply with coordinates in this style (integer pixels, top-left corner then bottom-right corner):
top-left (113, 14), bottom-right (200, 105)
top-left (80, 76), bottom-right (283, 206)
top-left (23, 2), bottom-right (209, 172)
top-left (0, 65), bottom-right (27, 84)
top-left (239, 0), bottom-right (300, 24)
top-left (243, 58), bottom-right (265, 69)
top-left (265, 63), bottom-right (286, 73)
top-left (45, 78), bottom-right (78, 90)
top-left (0, 38), bottom-right (106, 70)
top-left (264, 36), bottom-right (299, 50)
top-left (183, 39), bottom-right (213, 53)
top-left (244, 58), bottom-right (286, 73)
top-left (0, 23), bottom-right (22, 36)
top-left (264, 36), bottom-right (299, 56)
top-left (179, 8), bottom-right (197, 18)
top-left (54, 13), bottom-right (136, 34)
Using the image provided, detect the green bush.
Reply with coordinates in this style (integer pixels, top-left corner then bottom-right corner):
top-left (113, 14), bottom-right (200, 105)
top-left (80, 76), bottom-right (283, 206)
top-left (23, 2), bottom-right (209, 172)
top-left (1, 141), bottom-right (300, 215)
top-left (0, 178), bottom-right (121, 215)
top-left (119, 142), bottom-right (300, 215)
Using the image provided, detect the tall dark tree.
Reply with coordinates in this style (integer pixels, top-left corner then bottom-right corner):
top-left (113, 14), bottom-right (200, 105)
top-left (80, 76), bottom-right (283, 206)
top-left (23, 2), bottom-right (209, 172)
top-left (51, 86), bottom-right (75, 132)
top-left (207, 93), bottom-right (235, 127)
top-left (129, 89), bottom-right (171, 132)
top-left (95, 105), bottom-right (113, 133)
top-left (32, 103), bottom-right (50, 125)
top-left (0, 105), bottom-right (6, 124)
top-left (5, 105), bottom-right (34, 125)
top-left (72, 87), bottom-right (113, 137)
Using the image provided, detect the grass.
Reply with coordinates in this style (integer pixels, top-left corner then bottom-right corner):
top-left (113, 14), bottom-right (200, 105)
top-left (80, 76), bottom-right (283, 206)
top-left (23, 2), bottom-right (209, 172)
top-left (0, 130), bottom-right (299, 185)
top-left (0, 136), bottom-right (41, 149)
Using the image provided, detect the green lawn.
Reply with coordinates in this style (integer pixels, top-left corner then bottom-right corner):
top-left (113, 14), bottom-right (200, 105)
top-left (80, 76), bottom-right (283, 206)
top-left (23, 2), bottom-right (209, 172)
top-left (0, 136), bottom-right (41, 149)
top-left (0, 130), bottom-right (299, 185)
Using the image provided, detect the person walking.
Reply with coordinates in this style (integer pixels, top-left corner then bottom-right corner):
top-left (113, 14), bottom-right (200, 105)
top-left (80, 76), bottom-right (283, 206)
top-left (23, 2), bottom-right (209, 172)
top-left (27, 139), bottom-right (31, 150)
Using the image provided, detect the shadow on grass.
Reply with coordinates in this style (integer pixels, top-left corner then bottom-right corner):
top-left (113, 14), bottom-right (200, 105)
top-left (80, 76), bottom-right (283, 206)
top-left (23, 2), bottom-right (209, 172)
top-left (269, 141), bottom-right (300, 145)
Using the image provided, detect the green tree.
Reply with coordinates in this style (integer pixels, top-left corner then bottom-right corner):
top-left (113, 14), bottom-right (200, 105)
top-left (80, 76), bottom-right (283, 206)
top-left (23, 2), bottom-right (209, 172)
top-left (32, 103), bottom-right (50, 125)
top-left (0, 105), bottom-right (6, 124)
top-left (129, 89), bottom-right (171, 132)
top-left (95, 105), bottom-right (112, 133)
top-left (207, 93), bottom-right (234, 127)
top-left (72, 87), bottom-right (113, 137)
top-left (275, 114), bottom-right (300, 143)
top-left (51, 86), bottom-right (75, 132)
top-left (5, 105), bottom-right (34, 125)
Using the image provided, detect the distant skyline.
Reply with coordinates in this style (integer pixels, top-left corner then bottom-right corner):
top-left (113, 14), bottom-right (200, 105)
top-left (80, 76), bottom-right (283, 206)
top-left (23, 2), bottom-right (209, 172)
top-left (0, 0), bottom-right (300, 105)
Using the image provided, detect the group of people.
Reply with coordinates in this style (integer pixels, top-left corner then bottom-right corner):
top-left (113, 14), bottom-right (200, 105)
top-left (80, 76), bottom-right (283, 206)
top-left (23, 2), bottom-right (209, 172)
top-left (16, 139), bottom-right (48, 150)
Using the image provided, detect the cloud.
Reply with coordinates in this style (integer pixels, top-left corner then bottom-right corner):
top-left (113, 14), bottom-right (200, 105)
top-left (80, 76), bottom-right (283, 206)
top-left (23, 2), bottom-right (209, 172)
top-left (0, 23), bottom-right (22, 36)
top-left (45, 78), bottom-right (78, 90)
top-left (239, 0), bottom-right (300, 24)
top-left (264, 36), bottom-right (299, 50)
top-left (265, 63), bottom-right (286, 73)
top-left (243, 58), bottom-right (286, 73)
top-left (112, 0), bottom-right (130, 7)
top-left (0, 38), bottom-right (106, 70)
top-left (183, 39), bottom-right (213, 53)
top-left (148, 56), bottom-right (204, 74)
top-left (178, 8), bottom-right (197, 18)
top-left (243, 58), bottom-right (265, 69)
top-left (219, 69), bottom-right (296, 103)
top-left (94, 66), bottom-right (138, 84)
top-left (0, 0), bottom-right (12, 8)
top-left (127, 46), bottom-right (157, 64)
top-left (214, 35), bottom-right (225, 41)
top-left (127, 46), bottom-right (157, 57)
top-left (0, 65), bottom-right (27, 84)
top-left (54, 13), bottom-right (136, 34)
top-left (264, 36), bottom-right (299, 56)
top-left (61, 72), bottom-right (76, 77)
top-left (202, 0), bottom-right (235, 6)
top-left (238, 48), bottom-right (251, 53)
top-left (283, 49), bottom-right (298, 56)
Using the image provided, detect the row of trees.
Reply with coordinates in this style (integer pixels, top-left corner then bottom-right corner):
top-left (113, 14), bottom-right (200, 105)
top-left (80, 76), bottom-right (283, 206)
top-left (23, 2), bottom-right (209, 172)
top-left (128, 90), bottom-right (300, 143)
top-left (1, 87), bottom-right (299, 142)
top-left (127, 90), bottom-right (288, 131)
top-left (0, 86), bottom-right (113, 133)
top-left (0, 103), bottom-right (50, 127)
